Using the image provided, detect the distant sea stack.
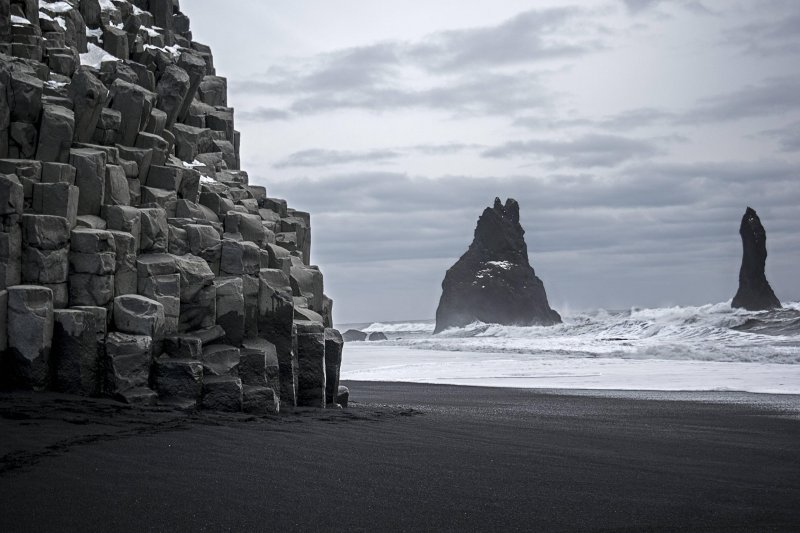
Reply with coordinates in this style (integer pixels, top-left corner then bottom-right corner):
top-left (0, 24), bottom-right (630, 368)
top-left (732, 207), bottom-right (781, 311)
top-left (434, 198), bottom-right (560, 334)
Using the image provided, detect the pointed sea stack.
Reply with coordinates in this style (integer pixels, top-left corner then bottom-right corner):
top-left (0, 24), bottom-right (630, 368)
top-left (732, 207), bottom-right (781, 311)
top-left (434, 198), bottom-right (560, 333)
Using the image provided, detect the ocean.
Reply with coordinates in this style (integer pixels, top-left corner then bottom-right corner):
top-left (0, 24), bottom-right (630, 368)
top-left (339, 301), bottom-right (800, 394)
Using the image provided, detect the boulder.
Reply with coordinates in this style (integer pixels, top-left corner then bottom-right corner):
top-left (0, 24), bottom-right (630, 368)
top-left (342, 329), bottom-right (367, 342)
top-left (732, 207), bottom-right (782, 311)
top-left (367, 332), bottom-right (387, 342)
top-left (337, 385), bottom-right (349, 408)
top-left (113, 295), bottom-right (165, 339)
top-left (434, 198), bottom-right (561, 333)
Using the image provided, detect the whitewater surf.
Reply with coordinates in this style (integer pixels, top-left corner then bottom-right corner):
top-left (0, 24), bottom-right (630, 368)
top-left (340, 302), bottom-right (800, 394)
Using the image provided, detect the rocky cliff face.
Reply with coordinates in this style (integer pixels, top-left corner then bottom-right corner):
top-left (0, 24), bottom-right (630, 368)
top-left (732, 207), bottom-right (781, 311)
top-left (0, 0), bottom-right (346, 412)
top-left (434, 198), bottom-right (560, 333)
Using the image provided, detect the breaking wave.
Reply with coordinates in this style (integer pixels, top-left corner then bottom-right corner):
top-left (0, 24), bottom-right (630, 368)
top-left (360, 302), bottom-right (800, 364)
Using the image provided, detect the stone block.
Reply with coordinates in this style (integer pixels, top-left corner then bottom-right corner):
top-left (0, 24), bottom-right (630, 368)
top-left (22, 214), bottom-right (70, 250)
top-left (7, 285), bottom-right (53, 390)
top-left (243, 385), bottom-right (279, 415)
top-left (225, 211), bottom-right (267, 247)
top-left (153, 357), bottom-right (203, 403)
top-left (70, 148), bottom-right (106, 216)
top-left (156, 64), bottom-right (189, 128)
top-left (103, 164), bottom-right (130, 206)
top-left (32, 182), bottom-right (79, 227)
top-left (104, 205), bottom-right (141, 250)
top-left (290, 264), bottom-right (324, 314)
top-left (138, 207), bottom-right (168, 253)
top-left (295, 320), bottom-right (326, 408)
top-left (117, 144), bottom-right (152, 182)
top-left (220, 239), bottom-right (260, 276)
top-left (68, 273), bottom-right (114, 307)
top-left (201, 375), bottom-right (242, 412)
top-left (109, 78), bottom-right (156, 146)
top-left (186, 223), bottom-right (221, 273)
top-left (0, 174), bottom-right (24, 215)
top-left (104, 332), bottom-right (152, 396)
top-left (135, 132), bottom-right (169, 167)
top-left (69, 67), bottom-right (108, 143)
top-left (70, 228), bottom-right (116, 254)
top-left (172, 123), bottom-right (213, 162)
top-left (22, 246), bottom-right (68, 283)
top-left (108, 230), bottom-right (137, 296)
top-left (113, 295), bottom-right (165, 339)
top-left (198, 75), bottom-right (227, 107)
top-left (200, 344), bottom-right (240, 377)
top-left (214, 276), bottom-right (244, 345)
top-left (138, 273), bottom-right (180, 334)
top-left (258, 268), bottom-right (296, 406)
top-left (52, 309), bottom-right (99, 395)
top-left (324, 328), bottom-right (344, 405)
top-left (41, 162), bottom-right (76, 184)
top-left (36, 104), bottom-right (74, 163)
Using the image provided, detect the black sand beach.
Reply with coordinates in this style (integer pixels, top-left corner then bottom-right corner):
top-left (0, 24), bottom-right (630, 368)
top-left (2, 382), bottom-right (799, 532)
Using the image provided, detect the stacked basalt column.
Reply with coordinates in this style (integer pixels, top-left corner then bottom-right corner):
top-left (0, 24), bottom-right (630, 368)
top-left (0, 0), bottom-right (347, 411)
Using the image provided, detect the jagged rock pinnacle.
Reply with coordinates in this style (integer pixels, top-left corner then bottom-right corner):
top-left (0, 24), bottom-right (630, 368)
top-left (731, 207), bottom-right (781, 311)
top-left (434, 198), bottom-right (560, 333)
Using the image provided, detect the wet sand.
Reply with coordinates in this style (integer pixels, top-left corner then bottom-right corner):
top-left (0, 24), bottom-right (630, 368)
top-left (1, 382), bottom-right (799, 531)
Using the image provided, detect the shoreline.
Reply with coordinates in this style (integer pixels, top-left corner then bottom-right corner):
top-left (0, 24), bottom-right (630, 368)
top-left (2, 381), bottom-right (800, 531)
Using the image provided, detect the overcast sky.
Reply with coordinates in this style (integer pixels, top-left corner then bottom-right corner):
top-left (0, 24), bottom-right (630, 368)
top-left (186, 0), bottom-right (800, 323)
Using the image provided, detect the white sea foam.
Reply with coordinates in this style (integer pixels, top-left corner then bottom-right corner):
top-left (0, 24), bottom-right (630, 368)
top-left (343, 302), bottom-right (800, 393)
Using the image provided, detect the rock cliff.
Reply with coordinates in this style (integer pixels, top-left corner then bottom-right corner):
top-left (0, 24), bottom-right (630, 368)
top-left (732, 207), bottom-right (781, 311)
top-left (434, 198), bottom-right (560, 333)
top-left (0, 0), bottom-right (346, 412)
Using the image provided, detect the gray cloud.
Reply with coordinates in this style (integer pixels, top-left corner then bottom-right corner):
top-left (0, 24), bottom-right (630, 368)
top-left (406, 8), bottom-right (601, 71)
top-left (722, 8), bottom-right (800, 56)
top-left (274, 148), bottom-right (401, 169)
top-left (274, 143), bottom-right (484, 169)
top-left (236, 107), bottom-right (291, 122)
top-left (229, 7), bottom-right (604, 121)
top-left (759, 122), bottom-right (800, 152)
top-left (481, 134), bottom-right (663, 167)
top-left (513, 107), bottom-right (674, 132)
top-left (621, 0), bottom-right (713, 15)
top-left (679, 76), bottom-right (800, 124)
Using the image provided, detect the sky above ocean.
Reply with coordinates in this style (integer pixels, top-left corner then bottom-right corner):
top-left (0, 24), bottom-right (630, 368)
top-left (186, 0), bottom-right (800, 322)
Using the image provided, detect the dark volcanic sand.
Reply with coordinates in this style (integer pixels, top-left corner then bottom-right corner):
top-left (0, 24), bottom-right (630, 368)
top-left (1, 382), bottom-right (800, 532)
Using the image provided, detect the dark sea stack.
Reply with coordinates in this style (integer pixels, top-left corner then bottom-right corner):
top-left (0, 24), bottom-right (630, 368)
top-left (732, 207), bottom-right (782, 311)
top-left (434, 198), bottom-right (560, 334)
